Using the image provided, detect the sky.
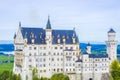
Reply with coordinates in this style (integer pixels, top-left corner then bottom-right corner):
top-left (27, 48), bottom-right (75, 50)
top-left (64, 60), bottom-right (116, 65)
top-left (0, 0), bottom-right (120, 42)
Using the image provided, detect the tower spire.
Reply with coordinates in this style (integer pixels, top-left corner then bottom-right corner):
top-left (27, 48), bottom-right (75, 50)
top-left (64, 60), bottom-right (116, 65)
top-left (14, 33), bottom-right (16, 39)
top-left (19, 21), bottom-right (21, 27)
top-left (46, 16), bottom-right (51, 29)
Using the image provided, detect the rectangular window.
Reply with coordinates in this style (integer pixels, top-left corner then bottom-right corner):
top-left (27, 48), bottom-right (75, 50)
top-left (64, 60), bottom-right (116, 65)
top-left (40, 47), bottom-right (42, 49)
top-left (52, 58), bottom-right (54, 61)
top-left (43, 64), bottom-right (46, 67)
top-left (57, 58), bottom-right (59, 61)
top-left (55, 47), bottom-right (57, 49)
top-left (44, 47), bottom-right (46, 49)
top-left (65, 47), bottom-right (68, 50)
top-left (29, 65), bottom-right (32, 68)
top-left (70, 47), bottom-right (73, 50)
top-left (43, 53), bottom-right (46, 56)
top-left (29, 47), bottom-right (32, 50)
top-left (60, 47), bottom-right (63, 49)
top-left (43, 58), bottom-right (46, 62)
top-left (34, 47), bottom-right (36, 50)
top-left (36, 59), bottom-right (38, 62)
top-left (29, 59), bottom-right (32, 62)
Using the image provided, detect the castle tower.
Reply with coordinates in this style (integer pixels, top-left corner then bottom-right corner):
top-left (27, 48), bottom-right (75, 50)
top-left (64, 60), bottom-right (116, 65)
top-left (45, 16), bottom-right (52, 44)
top-left (86, 43), bottom-right (91, 54)
top-left (106, 28), bottom-right (118, 62)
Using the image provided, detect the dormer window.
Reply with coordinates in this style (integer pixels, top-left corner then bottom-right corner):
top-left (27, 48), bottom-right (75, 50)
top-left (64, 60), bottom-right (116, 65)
top-left (32, 39), bottom-right (34, 44)
top-left (31, 33), bottom-right (34, 38)
top-left (67, 35), bottom-right (69, 39)
top-left (62, 36), bottom-right (66, 43)
top-left (57, 34), bottom-right (60, 44)
top-left (72, 38), bottom-right (76, 44)
top-left (57, 39), bottom-right (60, 44)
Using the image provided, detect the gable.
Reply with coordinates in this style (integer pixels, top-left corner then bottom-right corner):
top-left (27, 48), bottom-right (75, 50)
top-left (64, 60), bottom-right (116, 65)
top-left (15, 27), bottom-right (24, 44)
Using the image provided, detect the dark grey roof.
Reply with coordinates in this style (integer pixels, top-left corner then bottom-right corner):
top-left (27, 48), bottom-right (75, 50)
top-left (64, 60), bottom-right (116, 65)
top-left (89, 54), bottom-right (108, 58)
top-left (87, 43), bottom-right (91, 46)
top-left (52, 30), bottom-right (78, 44)
top-left (21, 27), bottom-right (46, 44)
top-left (20, 27), bottom-right (79, 44)
top-left (76, 57), bottom-right (82, 62)
top-left (82, 51), bottom-right (88, 54)
top-left (108, 28), bottom-right (115, 33)
top-left (14, 33), bottom-right (16, 39)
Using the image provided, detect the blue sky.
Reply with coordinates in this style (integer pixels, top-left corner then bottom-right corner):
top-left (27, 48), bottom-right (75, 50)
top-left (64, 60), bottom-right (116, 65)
top-left (0, 0), bottom-right (120, 42)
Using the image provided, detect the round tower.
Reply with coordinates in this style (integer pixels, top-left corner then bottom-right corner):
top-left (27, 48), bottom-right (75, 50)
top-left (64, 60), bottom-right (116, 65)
top-left (45, 16), bottom-right (52, 44)
top-left (86, 43), bottom-right (91, 54)
top-left (106, 28), bottom-right (118, 62)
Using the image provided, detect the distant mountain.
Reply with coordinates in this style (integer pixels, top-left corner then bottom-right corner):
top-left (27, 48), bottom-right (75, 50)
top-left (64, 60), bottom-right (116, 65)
top-left (0, 44), bottom-right (14, 52)
top-left (80, 41), bottom-right (106, 44)
top-left (0, 40), bottom-right (13, 44)
top-left (80, 43), bottom-right (120, 54)
top-left (0, 41), bottom-right (120, 55)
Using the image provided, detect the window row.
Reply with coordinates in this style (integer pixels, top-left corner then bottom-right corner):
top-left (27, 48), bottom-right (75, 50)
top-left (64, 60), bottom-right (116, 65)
top-left (29, 46), bottom-right (78, 50)
top-left (84, 58), bottom-right (108, 62)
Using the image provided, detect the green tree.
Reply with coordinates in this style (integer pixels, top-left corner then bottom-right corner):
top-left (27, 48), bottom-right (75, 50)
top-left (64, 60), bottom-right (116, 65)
top-left (0, 71), bottom-right (10, 80)
top-left (51, 73), bottom-right (70, 80)
top-left (32, 68), bottom-right (39, 80)
top-left (110, 60), bottom-right (120, 80)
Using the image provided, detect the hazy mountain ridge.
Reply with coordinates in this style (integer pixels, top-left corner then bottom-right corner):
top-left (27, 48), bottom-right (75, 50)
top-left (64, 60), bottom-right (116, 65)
top-left (0, 40), bottom-right (13, 44)
top-left (0, 41), bottom-right (120, 55)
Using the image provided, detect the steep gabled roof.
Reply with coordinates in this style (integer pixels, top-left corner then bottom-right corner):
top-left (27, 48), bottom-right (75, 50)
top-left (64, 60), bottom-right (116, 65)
top-left (76, 57), bottom-right (82, 62)
top-left (108, 28), bottom-right (116, 33)
top-left (52, 30), bottom-right (78, 44)
top-left (14, 33), bottom-right (16, 39)
top-left (21, 27), bottom-right (46, 44)
top-left (46, 17), bottom-right (51, 29)
top-left (20, 27), bottom-right (78, 44)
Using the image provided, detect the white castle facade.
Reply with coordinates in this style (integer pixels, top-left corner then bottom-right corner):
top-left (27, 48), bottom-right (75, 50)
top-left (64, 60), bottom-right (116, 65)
top-left (13, 18), bottom-right (118, 80)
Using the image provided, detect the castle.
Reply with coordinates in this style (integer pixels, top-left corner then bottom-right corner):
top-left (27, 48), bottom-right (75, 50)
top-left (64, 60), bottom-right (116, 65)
top-left (13, 17), bottom-right (118, 80)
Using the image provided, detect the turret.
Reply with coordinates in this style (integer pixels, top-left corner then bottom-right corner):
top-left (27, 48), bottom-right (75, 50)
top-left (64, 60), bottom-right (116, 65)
top-left (86, 43), bottom-right (91, 54)
top-left (106, 28), bottom-right (118, 62)
top-left (14, 33), bottom-right (16, 39)
top-left (24, 32), bottom-right (28, 44)
top-left (72, 27), bottom-right (76, 44)
top-left (108, 28), bottom-right (116, 41)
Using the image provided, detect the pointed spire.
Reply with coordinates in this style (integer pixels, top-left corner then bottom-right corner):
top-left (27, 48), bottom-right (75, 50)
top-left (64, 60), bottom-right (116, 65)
top-left (46, 16), bottom-right (51, 29)
top-left (19, 22), bottom-right (21, 27)
top-left (87, 42), bottom-right (91, 46)
top-left (14, 33), bottom-right (16, 39)
top-left (73, 27), bottom-right (76, 38)
top-left (73, 27), bottom-right (75, 31)
top-left (108, 28), bottom-right (116, 33)
top-left (76, 35), bottom-right (79, 43)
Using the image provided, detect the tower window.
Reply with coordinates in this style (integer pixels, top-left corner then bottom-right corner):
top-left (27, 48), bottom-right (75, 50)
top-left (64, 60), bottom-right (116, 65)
top-left (55, 47), bottom-right (57, 49)
top-left (34, 47), bottom-right (36, 50)
top-left (29, 47), bottom-right (32, 50)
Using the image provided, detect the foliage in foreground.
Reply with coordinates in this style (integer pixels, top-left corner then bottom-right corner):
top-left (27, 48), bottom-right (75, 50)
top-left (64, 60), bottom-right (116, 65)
top-left (51, 73), bottom-right (69, 80)
top-left (0, 71), bottom-right (21, 80)
top-left (110, 60), bottom-right (120, 80)
top-left (0, 68), bottom-right (70, 80)
top-left (0, 63), bottom-right (13, 74)
top-left (32, 73), bottom-right (69, 80)
top-left (32, 68), bottom-right (70, 80)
